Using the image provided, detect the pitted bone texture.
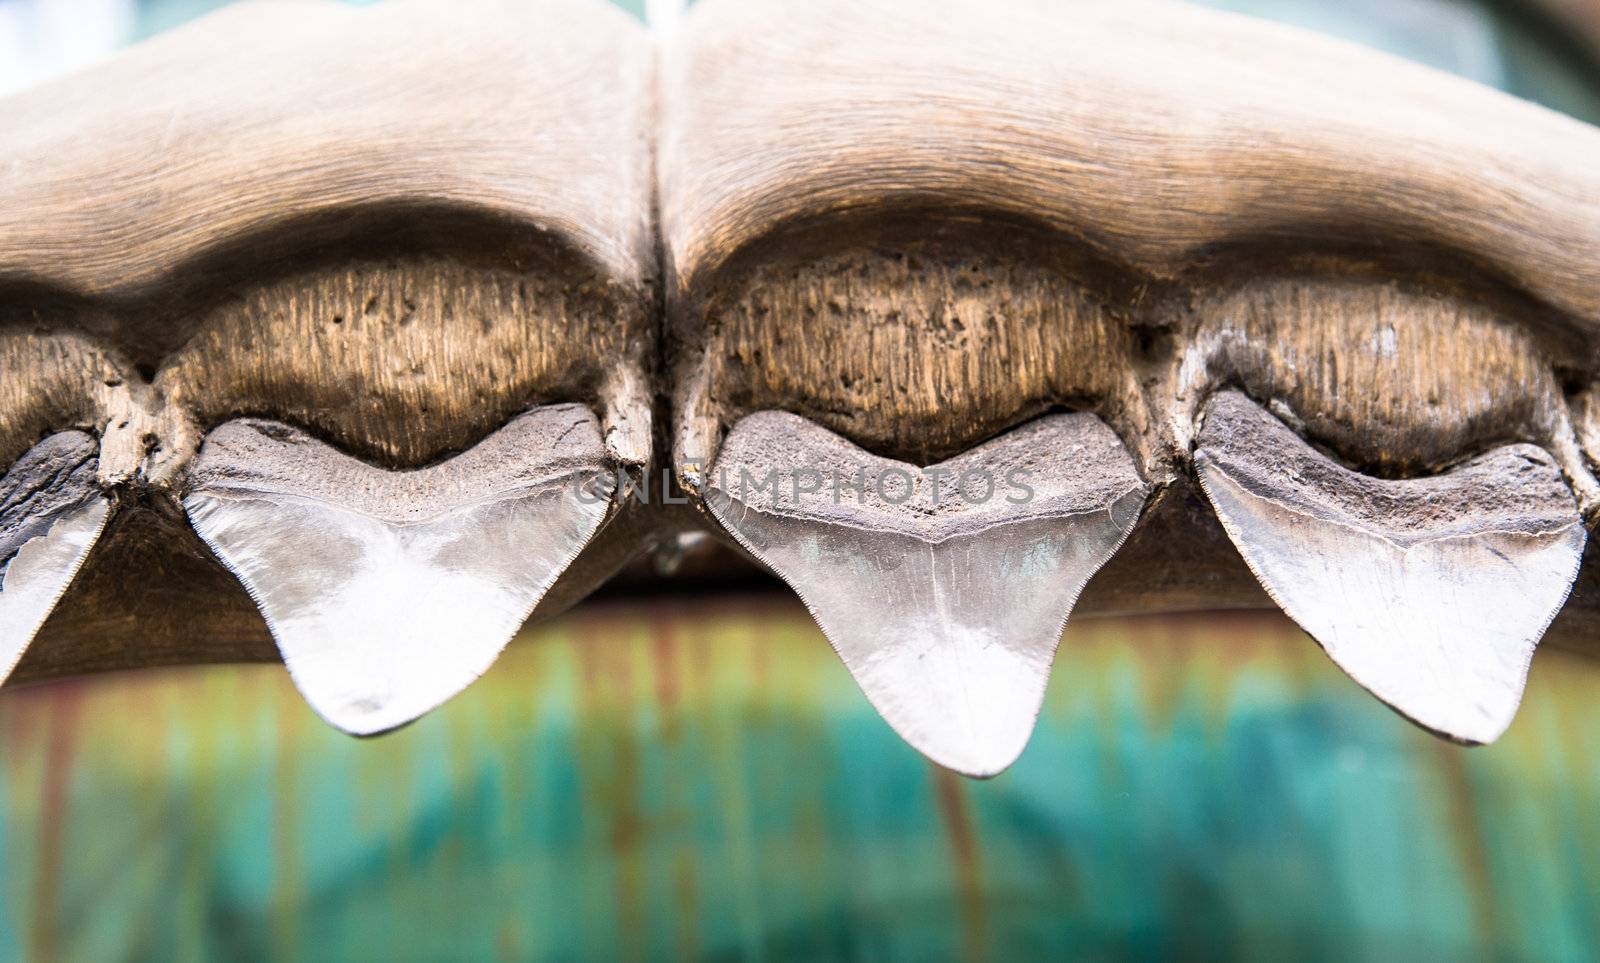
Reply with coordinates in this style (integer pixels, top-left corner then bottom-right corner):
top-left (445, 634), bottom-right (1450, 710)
top-left (0, 334), bottom-right (129, 472)
top-left (702, 228), bottom-right (1135, 464)
top-left (1193, 274), bottom-right (1562, 474)
top-left (158, 257), bottom-right (643, 469)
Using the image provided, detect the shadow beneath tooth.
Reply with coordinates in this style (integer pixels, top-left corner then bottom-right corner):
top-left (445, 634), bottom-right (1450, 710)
top-left (21, 492), bottom-right (276, 684)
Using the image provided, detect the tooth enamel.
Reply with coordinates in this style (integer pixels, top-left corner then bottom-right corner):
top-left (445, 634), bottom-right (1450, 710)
top-left (0, 432), bottom-right (110, 682)
top-left (183, 405), bottom-right (614, 735)
top-left (1195, 390), bottom-right (1585, 744)
top-left (706, 411), bottom-right (1146, 777)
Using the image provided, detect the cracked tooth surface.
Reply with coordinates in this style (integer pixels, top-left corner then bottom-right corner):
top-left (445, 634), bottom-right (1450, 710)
top-left (706, 411), bottom-right (1147, 777)
top-left (183, 404), bottom-right (613, 735)
top-left (0, 432), bottom-right (110, 681)
top-left (1195, 390), bottom-right (1585, 743)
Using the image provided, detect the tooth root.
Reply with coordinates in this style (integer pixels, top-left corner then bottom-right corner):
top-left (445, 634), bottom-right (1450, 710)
top-left (183, 405), bottom-right (614, 735)
top-left (707, 411), bottom-right (1146, 777)
top-left (1196, 390), bottom-right (1586, 744)
top-left (0, 431), bottom-right (110, 682)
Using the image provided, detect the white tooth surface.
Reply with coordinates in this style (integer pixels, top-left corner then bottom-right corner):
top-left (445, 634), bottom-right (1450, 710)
top-left (184, 405), bottom-right (613, 735)
top-left (0, 431), bottom-right (110, 681)
top-left (1196, 390), bottom-right (1585, 744)
top-left (707, 411), bottom-right (1146, 777)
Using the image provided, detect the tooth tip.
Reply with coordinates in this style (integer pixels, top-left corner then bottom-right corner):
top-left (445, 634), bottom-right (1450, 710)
top-left (895, 732), bottom-right (1029, 778)
top-left (309, 694), bottom-right (433, 738)
top-left (1401, 713), bottom-right (1506, 748)
top-left (1360, 671), bottom-right (1522, 746)
top-left (903, 718), bottom-right (1035, 779)
top-left (199, 526), bottom-right (571, 736)
top-left (853, 648), bottom-right (1045, 777)
top-left (283, 633), bottom-right (503, 737)
top-left (289, 670), bottom-right (453, 736)
top-left (739, 519), bottom-right (1087, 777)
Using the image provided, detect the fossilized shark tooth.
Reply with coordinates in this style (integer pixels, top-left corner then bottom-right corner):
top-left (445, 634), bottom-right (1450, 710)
top-left (184, 404), bottom-right (615, 735)
top-left (0, 431), bottom-right (111, 682)
top-left (705, 411), bottom-right (1147, 776)
top-left (1195, 390), bottom-right (1586, 744)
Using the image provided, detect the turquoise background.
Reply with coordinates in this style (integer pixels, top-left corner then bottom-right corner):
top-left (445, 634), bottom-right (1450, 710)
top-left (1, 602), bottom-right (1595, 961)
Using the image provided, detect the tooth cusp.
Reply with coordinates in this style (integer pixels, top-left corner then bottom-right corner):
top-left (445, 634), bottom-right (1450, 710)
top-left (183, 404), bottom-right (615, 735)
top-left (706, 410), bottom-right (1147, 777)
top-left (1196, 390), bottom-right (1585, 744)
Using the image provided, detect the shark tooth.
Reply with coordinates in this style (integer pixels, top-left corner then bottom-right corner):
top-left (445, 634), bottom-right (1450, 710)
top-left (184, 404), bottom-right (614, 735)
top-left (0, 431), bottom-right (111, 682)
top-left (1195, 390), bottom-right (1585, 744)
top-left (706, 411), bottom-right (1147, 777)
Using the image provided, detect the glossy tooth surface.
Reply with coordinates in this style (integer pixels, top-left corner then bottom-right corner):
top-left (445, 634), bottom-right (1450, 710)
top-left (0, 431), bottom-right (110, 682)
top-left (1196, 390), bottom-right (1585, 744)
top-left (184, 405), bottom-right (614, 735)
top-left (707, 411), bottom-right (1146, 777)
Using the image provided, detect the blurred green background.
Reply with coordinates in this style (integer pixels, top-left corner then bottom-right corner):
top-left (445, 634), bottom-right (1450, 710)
top-left (1, 0), bottom-right (1599, 960)
top-left (3, 602), bottom-right (1598, 961)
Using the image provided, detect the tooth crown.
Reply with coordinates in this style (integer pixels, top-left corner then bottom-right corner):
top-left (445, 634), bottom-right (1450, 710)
top-left (708, 410), bottom-right (1148, 776)
top-left (183, 406), bottom-right (616, 736)
top-left (1196, 391), bottom-right (1586, 745)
